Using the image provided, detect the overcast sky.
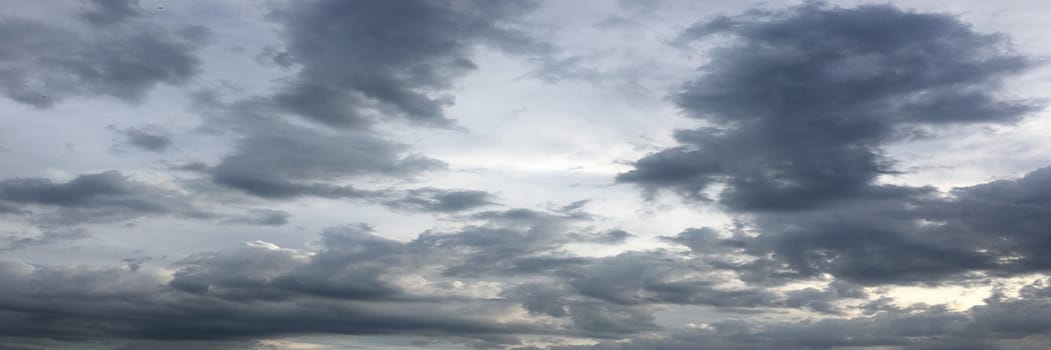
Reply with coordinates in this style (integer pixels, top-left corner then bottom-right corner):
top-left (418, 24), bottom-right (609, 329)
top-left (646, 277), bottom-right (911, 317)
top-left (3, 0), bottom-right (1051, 349)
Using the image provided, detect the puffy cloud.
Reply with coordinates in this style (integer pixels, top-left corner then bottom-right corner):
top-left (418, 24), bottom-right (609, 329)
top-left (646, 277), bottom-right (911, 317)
top-left (176, 0), bottom-right (549, 209)
top-left (665, 166), bottom-right (1051, 285)
top-left (0, 1), bottom-right (205, 107)
top-left (269, 0), bottom-right (542, 127)
top-left (208, 124), bottom-right (443, 199)
top-left (618, 2), bottom-right (1040, 211)
top-left (186, 101), bottom-right (493, 213)
top-left (383, 188), bottom-right (499, 213)
top-left (538, 280), bottom-right (1051, 350)
top-left (0, 210), bottom-right (588, 345)
top-left (5, 202), bottom-right (1049, 348)
top-left (0, 171), bottom-right (293, 249)
top-left (0, 258), bottom-right (544, 347)
top-left (4, 0), bottom-right (1051, 349)
top-left (0, 171), bottom-right (207, 224)
top-left (0, 205), bottom-right (853, 345)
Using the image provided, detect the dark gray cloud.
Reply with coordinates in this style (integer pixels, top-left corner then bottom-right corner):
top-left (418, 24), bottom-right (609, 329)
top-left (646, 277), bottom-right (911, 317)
top-left (0, 171), bottom-right (204, 224)
top-left (559, 251), bottom-right (780, 310)
top-left (80, 0), bottom-right (142, 26)
top-left (414, 208), bottom-right (592, 276)
top-left (190, 94), bottom-right (493, 213)
top-left (180, 0), bottom-right (547, 210)
top-left (384, 187), bottom-right (499, 213)
top-left (539, 280), bottom-right (1051, 350)
top-left (0, 214), bottom-right (616, 345)
top-left (502, 282), bottom-right (659, 337)
top-left (410, 207), bottom-right (841, 314)
top-left (0, 171), bottom-right (294, 236)
top-left (222, 209), bottom-right (290, 226)
top-left (610, 0), bottom-right (1051, 296)
top-left (0, 202), bottom-right (24, 215)
top-left (4, 1), bottom-right (1051, 349)
top-left (0, 258), bottom-right (546, 347)
top-left (114, 126), bottom-right (173, 152)
top-left (0, 206), bottom-right (794, 345)
top-left (667, 165), bottom-right (1051, 286)
top-left (209, 125), bottom-right (442, 199)
top-left (0, 2), bottom-right (205, 107)
top-left (183, 102), bottom-right (493, 212)
top-left (194, 104), bottom-right (497, 214)
top-left (780, 280), bottom-right (868, 315)
top-left (5, 203), bottom-right (1044, 347)
top-left (577, 229), bottom-right (633, 244)
top-left (618, 2), bottom-right (1040, 211)
top-left (167, 208), bottom-right (595, 304)
top-left (1, 228), bottom-right (89, 252)
top-left (269, 0), bottom-right (542, 127)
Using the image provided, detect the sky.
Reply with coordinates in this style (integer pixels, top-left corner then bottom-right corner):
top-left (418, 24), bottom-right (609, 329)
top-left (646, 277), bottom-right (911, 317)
top-left (2, 0), bottom-right (1051, 349)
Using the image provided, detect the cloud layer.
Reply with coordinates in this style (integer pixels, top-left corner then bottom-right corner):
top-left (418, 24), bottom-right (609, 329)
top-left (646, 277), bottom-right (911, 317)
top-left (1, 1), bottom-right (1050, 349)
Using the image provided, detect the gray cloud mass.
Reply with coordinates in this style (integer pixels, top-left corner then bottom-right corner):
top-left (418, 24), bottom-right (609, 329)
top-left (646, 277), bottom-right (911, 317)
top-left (2, 0), bottom-right (1051, 349)
top-left (618, 2), bottom-right (1040, 211)
top-left (271, 0), bottom-right (542, 127)
top-left (0, 0), bottom-right (204, 107)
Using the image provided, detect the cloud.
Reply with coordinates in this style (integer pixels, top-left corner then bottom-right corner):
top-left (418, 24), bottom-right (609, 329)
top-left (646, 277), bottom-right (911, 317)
top-left (608, 0), bottom-right (1051, 294)
top-left (184, 101), bottom-right (494, 212)
top-left (502, 281), bottom-right (660, 337)
top-left (0, 171), bottom-right (204, 223)
top-left (4, 203), bottom-right (1044, 347)
top-left (167, 208), bottom-right (597, 304)
top-left (579, 229), bottom-right (633, 244)
top-left (178, 0), bottom-right (549, 209)
top-left (0, 171), bottom-right (295, 233)
top-left (0, 2), bottom-right (206, 107)
top-left (222, 209), bottom-right (290, 226)
top-left (413, 208), bottom-right (598, 276)
top-left (269, 0), bottom-right (543, 127)
top-left (4, 1), bottom-right (1051, 349)
top-left (114, 126), bottom-right (173, 152)
top-left (0, 218), bottom-right (573, 346)
top-left (208, 123), bottom-right (443, 199)
top-left (618, 2), bottom-right (1040, 211)
top-left (0, 206), bottom-right (776, 345)
top-left (384, 187), bottom-right (499, 213)
top-left (193, 102), bottom-right (497, 214)
top-left (668, 165), bottom-right (1051, 285)
top-left (538, 280), bottom-right (1051, 350)
top-left (560, 251), bottom-right (779, 309)
top-left (190, 85), bottom-right (501, 215)
top-left (1, 228), bottom-right (89, 252)
top-left (80, 0), bottom-right (142, 26)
